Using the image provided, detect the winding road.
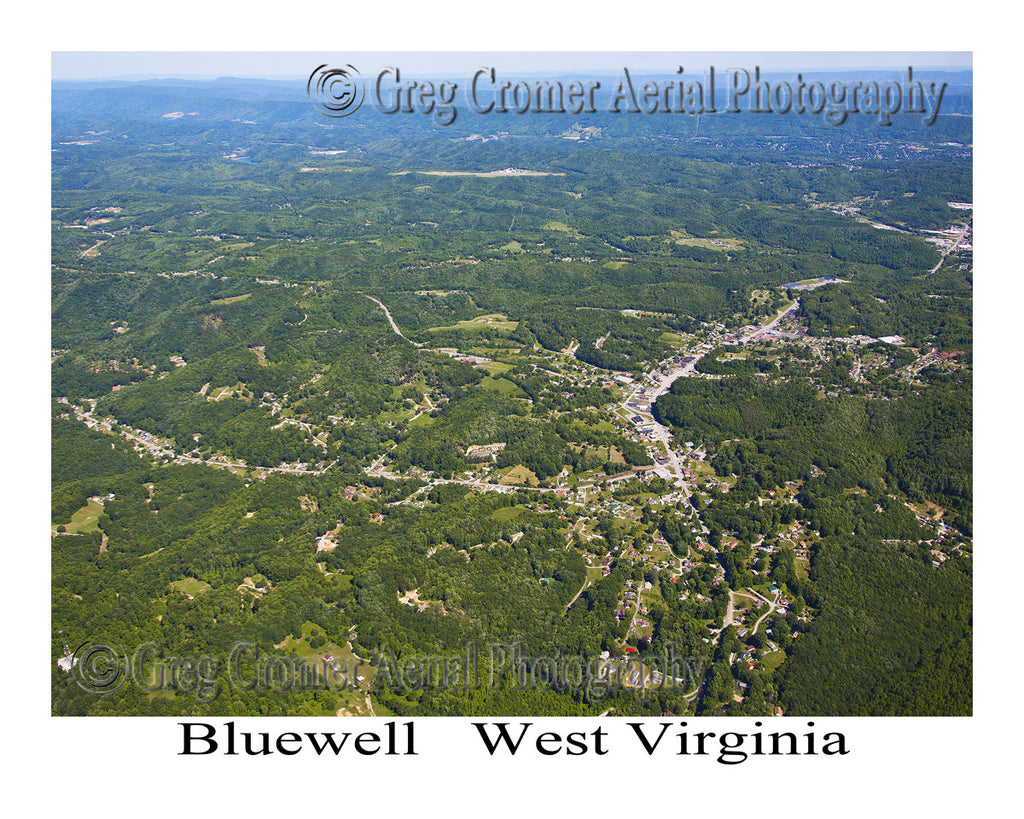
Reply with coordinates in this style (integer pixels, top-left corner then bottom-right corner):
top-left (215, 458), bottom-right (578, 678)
top-left (365, 295), bottom-right (423, 347)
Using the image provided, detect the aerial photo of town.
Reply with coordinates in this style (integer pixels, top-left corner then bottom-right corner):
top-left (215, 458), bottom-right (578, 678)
top-left (51, 54), bottom-right (972, 718)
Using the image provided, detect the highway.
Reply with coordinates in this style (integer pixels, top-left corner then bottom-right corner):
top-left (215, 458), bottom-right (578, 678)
top-left (928, 221), bottom-right (971, 275)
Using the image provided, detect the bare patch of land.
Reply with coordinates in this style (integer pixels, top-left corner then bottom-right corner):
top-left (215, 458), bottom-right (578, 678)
top-left (668, 229), bottom-right (743, 250)
top-left (390, 169), bottom-right (565, 178)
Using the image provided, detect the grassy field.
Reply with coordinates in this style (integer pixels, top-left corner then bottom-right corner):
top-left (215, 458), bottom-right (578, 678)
top-left (208, 293), bottom-right (251, 306)
top-left (207, 383), bottom-right (241, 401)
top-left (427, 313), bottom-right (519, 333)
top-left (649, 545), bottom-right (676, 563)
top-left (497, 465), bottom-right (540, 486)
top-left (168, 577), bottom-right (212, 597)
top-left (480, 375), bottom-right (524, 396)
top-left (473, 359), bottom-right (514, 374)
top-left (689, 460), bottom-right (715, 478)
top-left (375, 406), bottom-right (416, 424)
top-left (492, 505), bottom-right (525, 522)
top-left (668, 229), bottom-right (743, 250)
top-left (543, 220), bottom-right (582, 238)
top-left (659, 331), bottom-right (690, 347)
top-left (54, 498), bottom-right (104, 536)
top-left (274, 621), bottom-right (378, 716)
top-left (759, 650), bottom-right (786, 673)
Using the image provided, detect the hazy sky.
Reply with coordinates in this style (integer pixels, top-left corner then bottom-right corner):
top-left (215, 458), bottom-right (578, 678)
top-left (52, 51), bottom-right (972, 80)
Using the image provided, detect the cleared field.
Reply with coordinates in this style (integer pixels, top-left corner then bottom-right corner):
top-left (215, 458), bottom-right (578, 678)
top-left (208, 293), bottom-right (251, 306)
top-left (668, 229), bottom-right (743, 250)
top-left (390, 169), bottom-right (565, 177)
top-left (497, 465), bottom-right (540, 486)
top-left (542, 220), bottom-right (582, 237)
top-left (208, 384), bottom-right (238, 401)
top-left (275, 622), bottom-right (363, 667)
top-left (480, 376), bottom-right (524, 396)
top-left (169, 577), bottom-right (212, 597)
top-left (759, 650), bottom-right (786, 673)
top-left (427, 314), bottom-right (519, 332)
top-left (689, 459), bottom-right (716, 478)
top-left (492, 505), bottom-right (525, 522)
top-left (472, 359), bottom-right (514, 374)
top-left (659, 332), bottom-right (689, 347)
top-left (275, 621), bottom-right (377, 715)
top-left (54, 498), bottom-right (104, 536)
top-left (375, 407), bottom-right (416, 423)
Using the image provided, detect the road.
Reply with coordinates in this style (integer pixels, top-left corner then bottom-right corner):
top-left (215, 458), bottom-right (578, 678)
top-left (928, 221), bottom-right (971, 275)
top-left (615, 299), bottom-right (799, 537)
top-left (717, 592), bottom-right (737, 635)
top-left (737, 299), bottom-right (800, 344)
top-left (713, 587), bottom-right (780, 637)
top-left (564, 577), bottom-right (591, 613)
top-left (78, 230), bottom-right (114, 258)
top-left (408, 392), bottom-right (435, 423)
top-left (365, 295), bottom-right (424, 347)
top-left (68, 401), bottom-right (337, 476)
top-left (749, 588), bottom-right (781, 635)
top-left (62, 293), bottom-right (808, 557)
